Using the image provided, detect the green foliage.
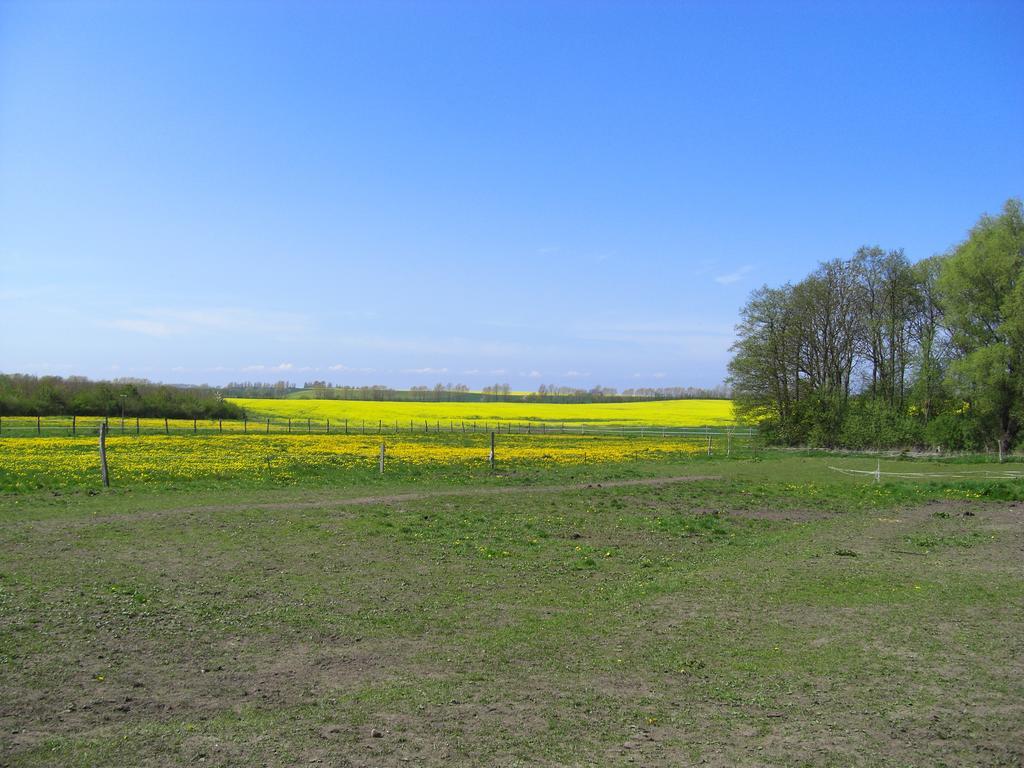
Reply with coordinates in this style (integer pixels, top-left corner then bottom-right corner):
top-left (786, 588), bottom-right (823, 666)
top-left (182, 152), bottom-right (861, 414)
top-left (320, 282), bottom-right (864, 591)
top-left (730, 198), bottom-right (1023, 455)
top-left (0, 374), bottom-right (242, 419)
top-left (837, 397), bottom-right (922, 450)
top-left (939, 199), bottom-right (1024, 458)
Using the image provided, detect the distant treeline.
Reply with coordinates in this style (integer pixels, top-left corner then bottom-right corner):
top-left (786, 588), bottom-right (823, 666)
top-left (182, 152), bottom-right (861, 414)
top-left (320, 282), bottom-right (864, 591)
top-left (288, 382), bottom-right (731, 404)
top-left (221, 381), bottom-right (301, 398)
top-left (729, 199), bottom-right (1023, 459)
top-left (0, 375), bottom-right (243, 419)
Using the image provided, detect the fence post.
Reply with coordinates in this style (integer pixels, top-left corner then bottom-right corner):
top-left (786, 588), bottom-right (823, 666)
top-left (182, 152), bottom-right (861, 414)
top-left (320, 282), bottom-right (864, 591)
top-left (326, 418), bottom-right (330, 434)
top-left (288, 418), bottom-right (291, 433)
top-left (193, 418), bottom-right (197, 434)
top-left (345, 419), bottom-right (348, 434)
top-left (379, 441), bottom-right (385, 475)
top-left (727, 429), bottom-right (731, 457)
top-left (490, 431), bottom-right (495, 470)
top-left (72, 415), bottom-right (76, 436)
top-left (137, 417), bottom-right (140, 435)
top-left (219, 419), bottom-right (223, 434)
top-left (37, 416), bottom-right (41, 435)
top-left (378, 419), bottom-right (382, 434)
top-left (98, 422), bottom-right (109, 488)
top-left (164, 418), bottom-right (169, 435)
top-left (307, 418), bottom-right (311, 433)
top-left (244, 417), bottom-right (247, 433)
top-left (267, 418), bottom-right (270, 434)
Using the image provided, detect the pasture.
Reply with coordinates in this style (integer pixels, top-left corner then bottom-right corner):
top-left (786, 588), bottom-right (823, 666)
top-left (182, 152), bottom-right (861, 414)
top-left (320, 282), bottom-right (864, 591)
top-left (1, 441), bottom-right (1022, 766)
top-left (227, 396), bottom-right (736, 428)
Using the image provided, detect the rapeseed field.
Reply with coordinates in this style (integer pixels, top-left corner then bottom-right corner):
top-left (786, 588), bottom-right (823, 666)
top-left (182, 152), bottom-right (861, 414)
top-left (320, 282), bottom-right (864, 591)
top-left (227, 397), bottom-right (735, 426)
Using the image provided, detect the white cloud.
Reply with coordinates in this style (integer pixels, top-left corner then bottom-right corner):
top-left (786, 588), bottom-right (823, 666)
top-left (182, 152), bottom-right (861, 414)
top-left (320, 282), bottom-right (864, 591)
top-left (106, 319), bottom-right (176, 337)
top-left (101, 307), bottom-right (310, 337)
top-left (402, 367), bottom-right (449, 375)
top-left (328, 363), bottom-right (375, 373)
top-left (713, 265), bottom-right (754, 285)
top-left (242, 362), bottom-right (296, 372)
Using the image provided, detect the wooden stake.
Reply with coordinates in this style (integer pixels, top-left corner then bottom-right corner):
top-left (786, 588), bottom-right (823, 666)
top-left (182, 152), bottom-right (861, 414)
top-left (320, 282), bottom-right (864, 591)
top-left (98, 422), bottom-right (109, 488)
top-left (379, 441), bottom-right (385, 474)
top-left (489, 431), bottom-right (495, 470)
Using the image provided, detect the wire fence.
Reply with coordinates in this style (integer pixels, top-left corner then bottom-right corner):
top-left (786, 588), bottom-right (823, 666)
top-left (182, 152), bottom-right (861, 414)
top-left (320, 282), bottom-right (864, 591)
top-left (0, 414), bottom-right (754, 440)
top-left (829, 462), bottom-right (1024, 482)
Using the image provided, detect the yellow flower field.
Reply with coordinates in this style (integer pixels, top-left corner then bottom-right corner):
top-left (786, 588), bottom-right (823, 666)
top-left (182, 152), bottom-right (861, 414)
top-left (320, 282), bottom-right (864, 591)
top-left (228, 397), bottom-right (736, 427)
top-left (0, 432), bottom-right (720, 491)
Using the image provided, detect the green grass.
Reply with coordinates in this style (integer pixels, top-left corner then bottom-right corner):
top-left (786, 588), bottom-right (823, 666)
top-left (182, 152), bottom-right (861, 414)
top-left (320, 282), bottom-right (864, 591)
top-left (1, 452), bottom-right (1021, 766)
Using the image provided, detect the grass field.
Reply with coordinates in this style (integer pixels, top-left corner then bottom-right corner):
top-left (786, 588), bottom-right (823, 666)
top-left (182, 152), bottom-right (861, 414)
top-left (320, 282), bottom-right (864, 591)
top-left (227, 397), bottom-right (736, 427)
top-left (1, 444), bottom-right (1022, 766)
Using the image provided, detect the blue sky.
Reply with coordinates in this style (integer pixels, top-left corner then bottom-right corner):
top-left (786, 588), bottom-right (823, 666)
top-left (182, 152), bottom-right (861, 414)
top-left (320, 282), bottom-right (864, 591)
top-left (1, 0), bottom-right (1021, 390)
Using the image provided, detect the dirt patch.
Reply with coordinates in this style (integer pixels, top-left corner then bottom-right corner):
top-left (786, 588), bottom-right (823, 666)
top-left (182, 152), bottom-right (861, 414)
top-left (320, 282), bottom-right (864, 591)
top-left (720, 506), bottom-right (825, 522)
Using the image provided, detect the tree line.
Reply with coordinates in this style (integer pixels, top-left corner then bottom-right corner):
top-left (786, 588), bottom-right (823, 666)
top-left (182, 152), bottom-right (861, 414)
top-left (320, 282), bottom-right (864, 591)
top-left (0, 375), bottom-right (243, 419)
top-left (728, 199), bottom-right (1023, 459)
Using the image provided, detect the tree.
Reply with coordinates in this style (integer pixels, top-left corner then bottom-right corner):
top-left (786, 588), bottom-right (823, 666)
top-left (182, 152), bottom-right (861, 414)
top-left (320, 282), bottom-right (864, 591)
top-left (908, 255), bottom-right (948, 423)
top-left (728, 284), bottom-right (803, 439)
top-left (939, 199), bottom-right (1024, 460)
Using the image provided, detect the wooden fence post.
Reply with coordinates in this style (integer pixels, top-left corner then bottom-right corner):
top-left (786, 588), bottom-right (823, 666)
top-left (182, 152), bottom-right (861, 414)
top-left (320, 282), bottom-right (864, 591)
top-left (136, 417), bottom-right (140, 435)
top-left (37, 416), bottom-right (41, 435)
top-left (98, 422), bottom-right (109, 488)
top-left (326, 418), bottom-right (330, 434)
top-left (72, 415), bottom-right (76, 436)
top-left (164, 417), bottom-right (169, 435)
top-left (489, 431), bottom-right (495, 470)
top-left (379, 441), bottom-right (385, 475)
top-left (193, 418), bottom-right (197, 434)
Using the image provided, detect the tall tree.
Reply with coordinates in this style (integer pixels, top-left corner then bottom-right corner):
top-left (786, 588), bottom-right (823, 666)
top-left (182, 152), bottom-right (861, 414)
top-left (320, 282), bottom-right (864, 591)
top-left (729, 284), bottom-right (802, 436)
top-left (908, 255), bottom-right (948, 422)
top-left (939, 199), bottom-right (1024, 461)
